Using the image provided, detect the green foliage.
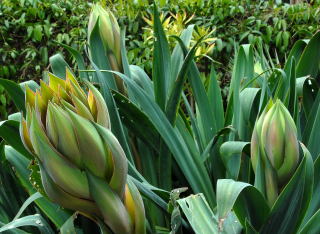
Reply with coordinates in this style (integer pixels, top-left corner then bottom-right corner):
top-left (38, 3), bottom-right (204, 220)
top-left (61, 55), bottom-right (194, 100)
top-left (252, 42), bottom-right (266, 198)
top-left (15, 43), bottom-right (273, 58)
top-left (1, 1), bottom-right (320, 234)
top-left (0, 86), bottom-right (10, 120)
top-left (0, 0), bottom-right (90, 82)
top-left (111, 0), bottom-right (320, 75)
top-left (1, 0), bottom-right (319, 83)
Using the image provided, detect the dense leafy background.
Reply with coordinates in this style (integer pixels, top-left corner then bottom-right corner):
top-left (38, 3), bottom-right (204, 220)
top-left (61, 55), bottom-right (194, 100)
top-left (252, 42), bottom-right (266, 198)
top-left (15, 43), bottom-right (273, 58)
top-left (1, 0), bottom-right (320, 233)
top-left (1, 0), bottom-right (320, 82)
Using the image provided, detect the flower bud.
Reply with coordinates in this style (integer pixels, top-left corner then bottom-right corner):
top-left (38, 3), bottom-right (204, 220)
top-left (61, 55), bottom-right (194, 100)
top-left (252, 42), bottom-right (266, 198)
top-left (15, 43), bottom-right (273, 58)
top-left (88, 4), bottom-right (121, 69)
top-left (20, 69), bottom-right (145, 233)
top-left (88, 3), bottom-right (125, 93)
top-left (251, 100), bottom-right (299, 205)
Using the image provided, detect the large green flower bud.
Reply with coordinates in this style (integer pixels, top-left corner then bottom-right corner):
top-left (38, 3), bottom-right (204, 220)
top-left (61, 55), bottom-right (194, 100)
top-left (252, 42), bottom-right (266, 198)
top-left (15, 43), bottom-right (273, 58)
top-left (251, 100), bottom-right (299, 206)
top-left (20, 69), bottom-right (145, 233)
top-left (88, 3), bottom-right (125, 94)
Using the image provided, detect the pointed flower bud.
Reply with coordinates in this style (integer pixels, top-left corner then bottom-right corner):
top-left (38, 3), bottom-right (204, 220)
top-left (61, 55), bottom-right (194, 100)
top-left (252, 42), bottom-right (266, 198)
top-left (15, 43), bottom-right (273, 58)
top-left (88, 4), bottom-right (121, 70)
top-left (87, 3), bottom-right (125, 94)
top-left (20, 69), bottom-right (145, 233)
top-left (251, 99), bottom-right (299, 205)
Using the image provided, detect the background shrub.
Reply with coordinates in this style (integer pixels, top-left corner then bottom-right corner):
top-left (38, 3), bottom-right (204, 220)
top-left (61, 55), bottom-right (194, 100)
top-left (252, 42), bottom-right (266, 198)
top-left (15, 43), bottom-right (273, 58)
top-left (0, 0), bottom-right (90, 82)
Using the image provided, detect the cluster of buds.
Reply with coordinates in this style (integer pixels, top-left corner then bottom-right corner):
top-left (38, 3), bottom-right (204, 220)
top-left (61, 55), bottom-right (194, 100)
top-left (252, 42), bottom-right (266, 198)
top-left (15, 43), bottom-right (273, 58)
top-left (88, 3), bottom-right (125, 94)
top-left (251, 100), bottom-right (299, 206)
top-left (20, 69), bottom-right (145, 233)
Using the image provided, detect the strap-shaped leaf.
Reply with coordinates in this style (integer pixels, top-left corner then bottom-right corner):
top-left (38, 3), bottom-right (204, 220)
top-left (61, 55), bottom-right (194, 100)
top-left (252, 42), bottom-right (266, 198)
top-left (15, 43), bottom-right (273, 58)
top-left (207, 67), bottom-right (224, 131)
top-left (159, 37), bottom-right (201, 189)
top-left (110, 70), bottom-right (216, 207)
top-left (286, 58), bottom-right (297, 121)
top-left (0, 214), bottom-right (54, 234)
top-left (120, 30), bottom-right (132, 79)
top-left (130, 176), bottom-right (169, 213)
top-left (201, 126), bottom-right (234, 162)
top-left (49, 53), bottom-right (71, 79)
top-left (90, 62), bottom-right (134, 164)
top-left (226, 44), bottom-right (254, 136)
top-left (239, 88), bottom-right (260, 141)
top-left (260, 146), bottom-right (313, 233)
top-left (59, 213), bottom-right (77, 234)
top-left (299, 209), bottom-right (320, 234)
top-left (152, 4), bottom-right (171, 110)
top-left (178, 194), bottom-right (216, 234)
top-left (245, 220), bottom-right (258, 234)
top-left (296, 31), bottom-right (320, 79)
top-left (129, 65), bottom-right (154, 99)
top-left (171, 25), bottom-right (194, 87)
top-left (20, 80), bottom-right (40, 92)
top-left (219, 141), bottom-right (250, 180)
top-left (283, 40), bottom-right (307, 74)
top-left (182, 93), bottom-right (204, 152)
top-left (174, 38), bottom-right (217, 146)
top-left (301, 155), bottom-right (320, 226)
top-left (0, 79), bottom-right (25, 113)
top-left (165, 38), bottom-right (201, 124)
top-left (216, 179), bottom-right (269, 230)
top-left (112, 91), bottom-right (159, 152)
top-left (57, 42), bottom-right (88, 80)
top-left (0, 120), bottom-right (32, 159)
top-left (178, 193), bottom-right (242, 234)
top-left (296, 76), bottom-right (318, 121)
top-left (302, 90), bottom-right (320, 159)
top-left (13, 192), bottom-right (42, 221)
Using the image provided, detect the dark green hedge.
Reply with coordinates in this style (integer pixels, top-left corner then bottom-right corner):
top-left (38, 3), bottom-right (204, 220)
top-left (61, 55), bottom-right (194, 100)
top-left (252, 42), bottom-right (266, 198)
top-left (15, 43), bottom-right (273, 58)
top-left (0, 0), bottom-right (91, 82)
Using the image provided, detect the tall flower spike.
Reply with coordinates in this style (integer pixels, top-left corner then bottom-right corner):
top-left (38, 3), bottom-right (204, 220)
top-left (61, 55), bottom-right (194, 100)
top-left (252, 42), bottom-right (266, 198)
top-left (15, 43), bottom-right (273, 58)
top-left (20, 69), bottom-right (145, 233)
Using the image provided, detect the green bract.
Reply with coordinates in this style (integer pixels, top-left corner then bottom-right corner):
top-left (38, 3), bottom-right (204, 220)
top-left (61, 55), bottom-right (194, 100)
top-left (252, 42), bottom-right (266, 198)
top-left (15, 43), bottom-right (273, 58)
top-left (20, 69), bottom-right (145, 234)
top-left (251, 99), bottom-right (299, 206)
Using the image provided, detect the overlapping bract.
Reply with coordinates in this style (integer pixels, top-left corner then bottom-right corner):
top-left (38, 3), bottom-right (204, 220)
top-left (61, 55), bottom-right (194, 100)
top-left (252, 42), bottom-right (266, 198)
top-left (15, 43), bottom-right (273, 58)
top-left (251, 100), bottom-right (299, 206)
top-left (20, 70), bottom-right (145, 234)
